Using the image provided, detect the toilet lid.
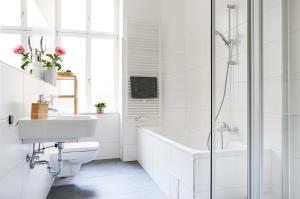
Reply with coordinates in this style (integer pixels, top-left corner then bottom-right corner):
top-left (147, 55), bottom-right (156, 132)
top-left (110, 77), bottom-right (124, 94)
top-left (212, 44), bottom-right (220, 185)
top-left (62, 142), bottom-right (100, 153)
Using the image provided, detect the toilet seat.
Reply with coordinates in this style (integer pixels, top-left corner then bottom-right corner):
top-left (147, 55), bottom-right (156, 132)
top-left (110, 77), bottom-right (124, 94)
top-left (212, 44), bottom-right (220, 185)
top-left (62, 142), bottom-right (100, 153)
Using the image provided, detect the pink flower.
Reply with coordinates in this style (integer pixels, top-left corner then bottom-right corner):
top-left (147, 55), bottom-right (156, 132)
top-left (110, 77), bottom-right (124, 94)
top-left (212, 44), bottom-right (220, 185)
top-left (13, 45), bottom-right (25, 55)
top-left (55, 47), bottom-right (66, 56)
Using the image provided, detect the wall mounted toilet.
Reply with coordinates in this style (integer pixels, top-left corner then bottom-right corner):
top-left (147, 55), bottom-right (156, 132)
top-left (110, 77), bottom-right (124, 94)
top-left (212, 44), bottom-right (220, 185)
top-left (49, 142), bottom-right (100, 177)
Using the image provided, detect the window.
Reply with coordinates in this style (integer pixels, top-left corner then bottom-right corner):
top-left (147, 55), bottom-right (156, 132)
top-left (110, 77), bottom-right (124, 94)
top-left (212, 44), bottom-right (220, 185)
top-left (0, 0), bottom-right (21, 26)
top-left (0, 0), bottom-right (53, 68)
top-left (27, 0), bottom-right (48, 28)
top-left (60, 37), bottom-right (87, 113)
top-left (58, 0), bottom-right (119, 113)
top-left (91, 38), bottom-right (116, 111)
top-left (91, 0), bottom-right (115, 32)
top-left (60, 0), bottom-right (86, 30)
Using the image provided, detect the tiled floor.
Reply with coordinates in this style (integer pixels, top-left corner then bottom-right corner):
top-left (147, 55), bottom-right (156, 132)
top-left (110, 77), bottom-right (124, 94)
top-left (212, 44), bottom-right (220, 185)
top-left (47, 159), bottom-right (167, 199)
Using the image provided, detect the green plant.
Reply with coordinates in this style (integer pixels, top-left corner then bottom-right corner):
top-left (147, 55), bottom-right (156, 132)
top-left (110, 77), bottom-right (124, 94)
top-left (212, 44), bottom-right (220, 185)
top-left (42, 53), bottom-right (63, 70)
top-left (21, 52), bottom-right (32, 70)
top-left (42, 47), bottom-right (66, 70)
top-left (95, 102), bottom-right (107, 108)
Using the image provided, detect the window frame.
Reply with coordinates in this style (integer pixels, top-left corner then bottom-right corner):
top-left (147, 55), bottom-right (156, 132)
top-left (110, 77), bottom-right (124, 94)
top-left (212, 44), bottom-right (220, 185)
top-left (56, 0), bottom-right (120, 113)
top-left (0, 0), bottom-right (54, 55)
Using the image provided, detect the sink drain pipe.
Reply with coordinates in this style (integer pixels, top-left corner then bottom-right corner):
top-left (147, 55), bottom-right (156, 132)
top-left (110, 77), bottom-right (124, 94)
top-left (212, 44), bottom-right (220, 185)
top-left (26, 142), bottom-right (64, 177)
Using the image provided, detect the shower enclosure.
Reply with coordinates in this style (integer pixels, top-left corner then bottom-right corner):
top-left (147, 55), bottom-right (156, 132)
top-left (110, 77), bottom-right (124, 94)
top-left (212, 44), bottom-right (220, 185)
top-left (210, 0), bottom-right (299, 198)
top-left (138, 0), bottom-right (297, 198)
top-left (211, 1), bottom-right (249, 198)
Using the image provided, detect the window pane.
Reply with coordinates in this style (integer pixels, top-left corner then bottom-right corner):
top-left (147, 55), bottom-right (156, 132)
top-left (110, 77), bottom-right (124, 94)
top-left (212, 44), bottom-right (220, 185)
top-left (27, 0), bottom-right (48, 28)
top-left (0, 0), bottom-right (21, 26)
top-left (91, 0), bottom-right (115, 32)
top-left (91, 38), bottom-right (116, 112)
top-left (60, 36), bottom-right (86, 113)
top-left (0, 33), bottom-right (22, 68)
top-left (61, 0), bottom-right (86, 30)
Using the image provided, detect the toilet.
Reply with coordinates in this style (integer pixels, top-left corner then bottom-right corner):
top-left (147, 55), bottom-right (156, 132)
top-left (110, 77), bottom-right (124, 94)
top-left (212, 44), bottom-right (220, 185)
top-left (49, 142), bottom-right (100, 177)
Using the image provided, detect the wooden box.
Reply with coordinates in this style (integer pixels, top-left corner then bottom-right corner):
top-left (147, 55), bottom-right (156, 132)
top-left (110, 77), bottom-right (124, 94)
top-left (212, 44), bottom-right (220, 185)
top-left (31, 103), bottom-right (49, 119)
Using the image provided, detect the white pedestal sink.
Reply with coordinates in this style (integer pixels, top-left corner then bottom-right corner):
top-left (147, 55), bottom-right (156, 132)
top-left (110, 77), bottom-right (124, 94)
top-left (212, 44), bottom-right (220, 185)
top-left (19, 115), bottom-right (97, 143)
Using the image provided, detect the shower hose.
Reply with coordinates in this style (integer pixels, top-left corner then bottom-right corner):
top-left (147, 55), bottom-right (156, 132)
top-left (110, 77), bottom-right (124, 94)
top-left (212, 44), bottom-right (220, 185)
top-left (206, 61), bottom-right (231, 151)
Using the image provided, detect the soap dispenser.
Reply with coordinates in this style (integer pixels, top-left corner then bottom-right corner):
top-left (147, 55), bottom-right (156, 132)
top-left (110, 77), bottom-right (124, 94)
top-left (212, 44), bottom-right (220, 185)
top-left (31, 94), bottom-right (49, 119)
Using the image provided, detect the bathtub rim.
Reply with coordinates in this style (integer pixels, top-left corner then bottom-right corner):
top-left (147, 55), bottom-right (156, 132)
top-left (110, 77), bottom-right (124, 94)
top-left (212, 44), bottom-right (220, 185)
top-left (137, 126), bottom-right (248, 160)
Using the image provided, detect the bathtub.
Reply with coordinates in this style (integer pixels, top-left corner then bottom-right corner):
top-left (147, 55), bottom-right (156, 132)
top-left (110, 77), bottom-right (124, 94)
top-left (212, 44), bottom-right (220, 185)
top-left (137, 126), bottom-right (249, 199)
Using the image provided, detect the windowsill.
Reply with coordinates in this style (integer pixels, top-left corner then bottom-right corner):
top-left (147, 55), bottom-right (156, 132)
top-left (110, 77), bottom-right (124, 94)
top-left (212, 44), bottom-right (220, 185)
top-left (77, 112), bottom-right (120, 116)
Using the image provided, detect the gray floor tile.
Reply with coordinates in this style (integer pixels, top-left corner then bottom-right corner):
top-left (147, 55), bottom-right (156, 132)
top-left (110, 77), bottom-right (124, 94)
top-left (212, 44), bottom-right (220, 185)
top-left (47, 159), bottom-right (167, 199)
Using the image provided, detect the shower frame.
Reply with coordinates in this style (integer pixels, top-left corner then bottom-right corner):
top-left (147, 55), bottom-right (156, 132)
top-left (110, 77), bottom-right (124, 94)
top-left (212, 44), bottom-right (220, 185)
top-left (211, 0), bottom-right (290, 198)
top-left (210, 0), bottom-right (266, 198)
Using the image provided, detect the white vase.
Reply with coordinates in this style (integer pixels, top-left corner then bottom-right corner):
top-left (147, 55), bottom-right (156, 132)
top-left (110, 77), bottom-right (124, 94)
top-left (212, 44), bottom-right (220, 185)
top-left (43, 67), bottom-right (57, 86)
top-left (32, 60), bottom-right (44, 79)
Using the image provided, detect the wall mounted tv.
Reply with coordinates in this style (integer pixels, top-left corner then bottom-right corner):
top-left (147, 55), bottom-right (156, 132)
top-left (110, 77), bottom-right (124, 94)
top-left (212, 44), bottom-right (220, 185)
top-left (130, 76), bottom-right (158, 99)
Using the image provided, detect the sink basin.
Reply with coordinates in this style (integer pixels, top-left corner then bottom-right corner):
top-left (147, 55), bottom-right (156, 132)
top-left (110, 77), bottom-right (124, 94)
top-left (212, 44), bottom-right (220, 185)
top-left (19, 115), bottom-right (98, 143)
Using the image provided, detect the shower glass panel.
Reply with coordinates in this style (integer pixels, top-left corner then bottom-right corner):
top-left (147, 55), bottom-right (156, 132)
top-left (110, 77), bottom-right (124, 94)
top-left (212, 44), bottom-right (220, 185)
top-left (262, 0), bottom-right (283, 198)
top-left (212, 0), bottom-right (249, 198)
top-left (287, 0), bottom-right (300, 198)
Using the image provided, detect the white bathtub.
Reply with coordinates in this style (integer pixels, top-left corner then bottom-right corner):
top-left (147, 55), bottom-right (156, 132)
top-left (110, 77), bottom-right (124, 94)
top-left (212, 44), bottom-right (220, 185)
top-left (137, 126), bottom-right (249, 199)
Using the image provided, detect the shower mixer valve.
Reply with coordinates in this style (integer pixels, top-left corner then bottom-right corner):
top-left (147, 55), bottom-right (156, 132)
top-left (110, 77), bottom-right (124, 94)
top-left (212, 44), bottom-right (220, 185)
top-left (217, 122), bottom-right (239, 134)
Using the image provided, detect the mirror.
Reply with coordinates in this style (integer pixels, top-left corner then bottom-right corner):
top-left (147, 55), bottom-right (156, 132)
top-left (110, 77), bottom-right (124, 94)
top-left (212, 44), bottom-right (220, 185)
top-left (0, 0), bottom-right (55, 71)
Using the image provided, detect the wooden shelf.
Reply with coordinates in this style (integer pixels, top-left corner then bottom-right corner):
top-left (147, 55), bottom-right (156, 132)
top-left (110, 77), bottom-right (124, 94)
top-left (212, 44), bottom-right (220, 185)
top-left (56, 73), bottom-right (78, 114)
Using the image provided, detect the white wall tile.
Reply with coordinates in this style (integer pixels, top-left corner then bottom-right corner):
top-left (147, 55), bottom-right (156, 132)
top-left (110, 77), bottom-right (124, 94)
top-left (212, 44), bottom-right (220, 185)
top-left (162, 55), bottom-right (185, 74)
top-left (263, 5), bottom-right (282, 44)
top-left (289, 30), bottom-right (300, 75)
top-left (264, 77), bottom-right (282, 114)
top-left (162, 109), bottom-right (185, 127)
top-left (97, 142), bottom-right (120, 160)
top-left (0, 62), bottom-right (61, 199)
top-left (162, 73), bottom-right (185, 91)
top-left (161, 0), bottom-right (185, 56)
top-left (263, 40), bottom-right (282, 78)
top-left (162, 91), bottom-right (185, 109)
top-left (291, 158), bottom-right (300, 198)
top-left (123, 144), bottom-right (137, 161)
top-left (0, 64), bottom-right (24, 120)
top-left (289, 0), bottom-right (300, 32)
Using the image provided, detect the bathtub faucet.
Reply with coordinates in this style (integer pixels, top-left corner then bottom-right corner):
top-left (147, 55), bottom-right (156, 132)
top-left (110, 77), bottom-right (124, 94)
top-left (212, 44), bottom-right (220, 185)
top-left (217, 122), bottom-right (239, 150)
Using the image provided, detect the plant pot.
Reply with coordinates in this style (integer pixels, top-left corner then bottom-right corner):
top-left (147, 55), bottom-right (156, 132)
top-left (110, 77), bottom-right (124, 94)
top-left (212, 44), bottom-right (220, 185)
top-left (96, 107), bottom-right (104, 114)
top-left (43, 67), bottom-right (57, 86)
top-left (32, 62), bottom-right (45, 79)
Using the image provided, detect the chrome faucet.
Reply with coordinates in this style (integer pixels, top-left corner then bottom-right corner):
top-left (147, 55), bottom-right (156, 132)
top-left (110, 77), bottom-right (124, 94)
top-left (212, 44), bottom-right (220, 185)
top-left (39, 94), bottom-right (58, 112)
top-left (217, 122), bottom-right (239, 150)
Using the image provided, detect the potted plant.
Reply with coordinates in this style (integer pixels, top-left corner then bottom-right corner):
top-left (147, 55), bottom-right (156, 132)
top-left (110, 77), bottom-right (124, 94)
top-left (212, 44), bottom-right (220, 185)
top-left (42, 47), bottom-right (66, 85)
top-left (95, 102), bottom-right (107, 114)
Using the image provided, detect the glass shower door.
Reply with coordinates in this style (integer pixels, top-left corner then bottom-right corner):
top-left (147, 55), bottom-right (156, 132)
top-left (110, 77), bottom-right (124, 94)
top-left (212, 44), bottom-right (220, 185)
top-left (262, 0), bottom-right (284, 198)
top-left (211, 0), bottom-right (249, 198)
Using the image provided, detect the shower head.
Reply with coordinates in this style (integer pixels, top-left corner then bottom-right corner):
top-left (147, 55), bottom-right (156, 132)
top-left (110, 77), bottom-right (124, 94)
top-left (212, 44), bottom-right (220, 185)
top-left (215, 31), bottom-right (231, 47)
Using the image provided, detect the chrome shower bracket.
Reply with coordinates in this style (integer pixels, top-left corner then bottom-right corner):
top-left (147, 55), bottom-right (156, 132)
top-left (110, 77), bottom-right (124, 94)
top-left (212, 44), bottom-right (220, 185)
top-left (227, 4), bottom-right (236, 66)
top-left (215, 4), bottom-right (236, 66)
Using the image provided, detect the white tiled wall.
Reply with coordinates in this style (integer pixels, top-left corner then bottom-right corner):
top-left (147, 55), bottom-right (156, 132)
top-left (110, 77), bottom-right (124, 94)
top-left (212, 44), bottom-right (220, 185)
top-left (121, 0), bottom-right (162, 161)
top-left (289, 0), bottom-right (300, 198)
top-left (0, 62), bottom-right (56, 199)
top-left (0, 61), bottom-right (121, 199)
top-left (263, 0), bottom-right (283, 198)
top-left (160, 0), bottom-right (211, 134)
top-left (80, 113), bottom-right (121, 160)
